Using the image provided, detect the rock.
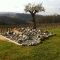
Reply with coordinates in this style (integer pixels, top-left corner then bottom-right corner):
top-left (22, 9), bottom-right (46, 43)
top-left (40, 35), bottom-right (45, 40)
top-left (17, 40), bottom-right (22, 44)
top-left (1, 27), bottom-right (55, 46)
top-left (12, 29), bottom-right (22, 35)
top-left (36, 40), bottom-right (41, 44)
top-left (23, 35), bottom-right (29, 40)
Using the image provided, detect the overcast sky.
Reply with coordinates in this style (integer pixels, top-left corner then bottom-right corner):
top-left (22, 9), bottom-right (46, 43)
top-left (0, 0), bottom-right (60, 15)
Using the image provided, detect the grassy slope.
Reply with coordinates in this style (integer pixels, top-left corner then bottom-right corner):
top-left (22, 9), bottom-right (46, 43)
top-left (0, 28), bottom-right (60, 60)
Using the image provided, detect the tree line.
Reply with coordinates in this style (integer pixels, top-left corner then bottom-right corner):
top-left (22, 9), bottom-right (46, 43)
top-left (36, 15), bottom-right (60, 24)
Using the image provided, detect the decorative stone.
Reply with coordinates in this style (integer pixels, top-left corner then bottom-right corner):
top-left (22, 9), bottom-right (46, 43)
top-left (2, 27), bottom-right (56, 46)
top-left (12, 29), bottom-right (22, 35)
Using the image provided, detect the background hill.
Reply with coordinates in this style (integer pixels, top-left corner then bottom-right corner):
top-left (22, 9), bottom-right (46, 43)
top-left (0, 12), bottom-right (60, 25)
top-left (0, 16), bottom-right (29, 25)
top-left (0, 12), bottom-right (42, 25)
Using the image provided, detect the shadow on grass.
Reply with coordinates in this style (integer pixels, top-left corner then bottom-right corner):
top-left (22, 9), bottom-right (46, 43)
top-left (40, 34), bottom-right (56, 44)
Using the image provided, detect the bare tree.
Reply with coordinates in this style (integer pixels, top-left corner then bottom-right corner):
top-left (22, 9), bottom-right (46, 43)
top-left (24, 3), bottom-right (45, 29)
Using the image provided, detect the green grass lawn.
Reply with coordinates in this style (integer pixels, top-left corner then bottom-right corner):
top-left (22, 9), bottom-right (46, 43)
top-left (0, 28), bottom-right (60, 60)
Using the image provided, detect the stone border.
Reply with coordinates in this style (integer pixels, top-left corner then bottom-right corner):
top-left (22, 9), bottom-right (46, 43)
top-left (0, 35), bottom-right (22, 45)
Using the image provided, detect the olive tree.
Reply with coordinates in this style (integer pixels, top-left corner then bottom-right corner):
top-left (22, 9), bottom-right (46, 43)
top-left (24, 3), bottom-right (45, 29)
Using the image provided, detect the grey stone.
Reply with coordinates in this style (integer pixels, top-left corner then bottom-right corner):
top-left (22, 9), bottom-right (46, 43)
top-left (2, 27), bottom-right (56, 46)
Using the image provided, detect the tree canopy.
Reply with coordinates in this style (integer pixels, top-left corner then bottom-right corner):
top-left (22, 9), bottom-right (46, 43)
top-left (24, 3), bottom-right (45, 14)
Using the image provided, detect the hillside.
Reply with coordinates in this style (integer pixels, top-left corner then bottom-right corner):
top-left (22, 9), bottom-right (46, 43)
top-left (0, 12), bottom-right (42, 25)
top-left (16, 13), bottom-right (42, 20)
top-left (0, 12), bottom-right (42, 20)
top-left (0, 16), bottom-right (28, 25)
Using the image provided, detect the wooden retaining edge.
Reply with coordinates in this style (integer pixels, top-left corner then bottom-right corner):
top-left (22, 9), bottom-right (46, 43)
top-left (0, 35), bottom-right (22, 45)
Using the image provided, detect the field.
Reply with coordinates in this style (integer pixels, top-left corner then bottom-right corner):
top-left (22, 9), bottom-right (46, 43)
top-left (0, 27), bottom-right (60, 60)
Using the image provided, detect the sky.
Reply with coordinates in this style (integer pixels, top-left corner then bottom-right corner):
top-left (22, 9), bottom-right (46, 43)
top-left (0, 0), bottom-right (60, 15)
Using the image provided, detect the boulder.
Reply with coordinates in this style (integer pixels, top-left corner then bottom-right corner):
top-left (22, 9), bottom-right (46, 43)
top-left (2, 27), bottom-right (56, 46)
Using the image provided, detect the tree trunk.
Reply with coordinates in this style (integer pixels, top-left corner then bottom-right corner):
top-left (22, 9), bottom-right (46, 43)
top-left (32, 14), bottom-right (36, 29)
